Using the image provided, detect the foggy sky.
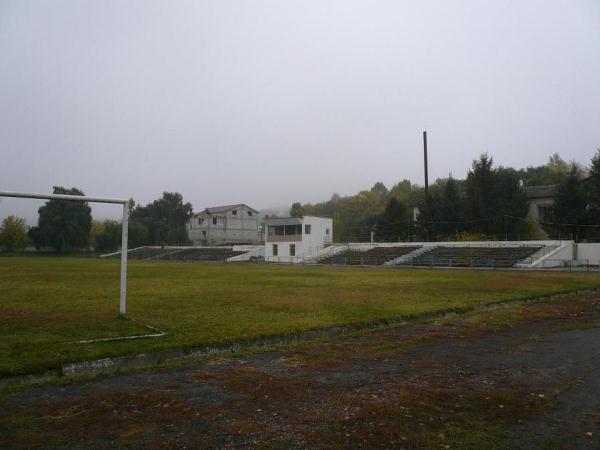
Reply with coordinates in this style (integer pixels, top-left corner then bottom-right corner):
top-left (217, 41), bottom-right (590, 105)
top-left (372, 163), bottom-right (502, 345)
top-left (1, 0), bottom-right (599, 223)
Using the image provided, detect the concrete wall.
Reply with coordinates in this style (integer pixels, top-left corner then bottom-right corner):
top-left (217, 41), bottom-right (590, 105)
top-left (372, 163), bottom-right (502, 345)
top-left (187, 205), bottom-right (261, 245)
top-left (227, 245), bottom-right (265, 261)
top-left (576, 243), bottom-right (600, 266)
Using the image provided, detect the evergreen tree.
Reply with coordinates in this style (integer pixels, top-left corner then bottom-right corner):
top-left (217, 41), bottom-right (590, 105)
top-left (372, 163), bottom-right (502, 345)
top-left (492, 167), bottom-right (529, 236)
top-left (586, 149), bottom-right (600, 216)
top-left (376, 197), bottom-right (408, 241)
top-left (550, 165), bottom-right (588, 241)
top-left (465, 154), bottom-right (496, 234)
top-left (438, 176), bottom-right (463, 236)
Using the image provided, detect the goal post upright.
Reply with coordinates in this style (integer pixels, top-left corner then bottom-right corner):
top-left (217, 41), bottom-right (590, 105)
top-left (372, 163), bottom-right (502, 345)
top-left (119, 201), bottom-right (129, 317)
top-left (0, 190), bottom-right (130, 317)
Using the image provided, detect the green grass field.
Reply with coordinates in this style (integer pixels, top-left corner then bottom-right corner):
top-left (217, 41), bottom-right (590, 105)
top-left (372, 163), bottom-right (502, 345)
top-left (1, 256), bottom-right (599, 377)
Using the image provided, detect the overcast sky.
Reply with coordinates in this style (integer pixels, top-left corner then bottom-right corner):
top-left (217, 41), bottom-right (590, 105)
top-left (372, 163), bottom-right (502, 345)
top-left (1, 0), bottom-right (599, 223)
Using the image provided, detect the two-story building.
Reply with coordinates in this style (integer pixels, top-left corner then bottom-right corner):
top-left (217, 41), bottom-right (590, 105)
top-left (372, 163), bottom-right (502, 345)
top-left (264, 216), bottom-right (333, 262)
top-left (188, 203), bottom-right (261, 246)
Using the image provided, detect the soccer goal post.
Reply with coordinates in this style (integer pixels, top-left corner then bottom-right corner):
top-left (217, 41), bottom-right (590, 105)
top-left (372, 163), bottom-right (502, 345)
top-left (0, 190), bottom-right (130, 316)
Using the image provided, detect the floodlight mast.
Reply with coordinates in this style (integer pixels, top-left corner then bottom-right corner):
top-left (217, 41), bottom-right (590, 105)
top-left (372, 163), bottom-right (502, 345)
top-left (0, 190), bottom-right (130, 317)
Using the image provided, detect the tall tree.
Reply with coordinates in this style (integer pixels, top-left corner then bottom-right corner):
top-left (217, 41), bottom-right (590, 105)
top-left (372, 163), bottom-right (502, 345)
top-left (465, 156), bottom-right (528, 236)
top-left (437, 176), bottom-right (464, 236)
top-left (37, 186), bottom-right (92, 252)
top-left (370, 181), bottom-right (388, 200)
top-left (521, 153), bottom-right (569, 186)
top-left (289, 202), bottom-right (303, 217)
top-left (128, 220), bottom-right (150, 248)
top-left (94, 220), bottom-right (122, 252)
top-left (27, 226), bottom-right (45, 250)
top-left (586, 149), bottom-right (600, 218)
top-left (0, 216), bottom-right (28, 251)
top-left (131, 192), bottom-right (193, 245)
top-left (465, 154), bottom-right (496, 233)
top-left (492, 167), bottom-right (529, 235)
top-left (550, 164), bottom-right (588, 241)
top-left (376, 197), bottom-right (408, 241)
top-left (126, 198), bottom-right (150, 248)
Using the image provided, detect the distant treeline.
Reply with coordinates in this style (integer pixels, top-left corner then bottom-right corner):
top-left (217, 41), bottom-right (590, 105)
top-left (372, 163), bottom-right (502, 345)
top-left (2, 151), bottom-right (600, 253)
top-left (289, 151), bottom-right (600, 242)
top-left (10, 190), bottom-right (194, 253)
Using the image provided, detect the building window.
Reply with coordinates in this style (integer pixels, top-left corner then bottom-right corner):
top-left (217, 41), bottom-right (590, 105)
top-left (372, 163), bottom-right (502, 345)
top-left (290, 244), bottom-right (295, 256)
top-left (326, 228), bottom-right (330, 235)
top-left (274, 226), bottom-right (284, 236)
top-left (202, 231), bottom-right (206, 237)
top-left (305, 224), bottom-right (311, 234)
top-left (198, 218), bottom-right (202, 225)
top-left (212, 217), bottom-right (217, 225)
top-left (273, 244), bottom-right (278, 256)
top-left (232, 210), bottom-right (237, 215)
top-left (283, 224), bottom-right (302, 235)
top-left (248, 211), bottom-right (253, 216)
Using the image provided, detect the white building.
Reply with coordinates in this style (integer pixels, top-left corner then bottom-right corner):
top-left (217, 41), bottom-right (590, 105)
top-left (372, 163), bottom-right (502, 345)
top-left (187, 204), bottom-right (262, 246)
top-left (264, 216), bottom-right (333, 262)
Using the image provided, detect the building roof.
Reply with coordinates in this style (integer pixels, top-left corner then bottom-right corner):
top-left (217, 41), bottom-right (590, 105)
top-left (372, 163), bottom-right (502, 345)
top-left (263, 216), bottom-right (332, 226)
top-left (263, 217), bottom-right (303, 226)
top-left (195, 203), bottom-right (259, 215)
top-left (524, 185), bottom-right (557, 199)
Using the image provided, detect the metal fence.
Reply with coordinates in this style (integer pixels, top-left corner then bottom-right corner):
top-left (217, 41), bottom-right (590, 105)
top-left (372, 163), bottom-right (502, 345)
top-left (335, 233), bottom-right (574, 244)
top-left (310, 255), bottom-right (598, 271)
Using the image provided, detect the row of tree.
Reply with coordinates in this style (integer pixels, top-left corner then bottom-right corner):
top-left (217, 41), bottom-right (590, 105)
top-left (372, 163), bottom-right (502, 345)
top-left (0, 189), bottom-right (193, 252)
top-left (2, 151), bottom-right (599, 251)
top-left (550, 151), bottom-right (600, 241)
top-left (92, 192), bottom-right (193, 252)
top-left (290, 151), bottom-right (600, 242)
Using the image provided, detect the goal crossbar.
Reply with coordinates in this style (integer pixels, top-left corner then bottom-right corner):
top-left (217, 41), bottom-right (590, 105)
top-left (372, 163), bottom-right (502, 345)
top-left (0, 190), bottom-right (130, 316)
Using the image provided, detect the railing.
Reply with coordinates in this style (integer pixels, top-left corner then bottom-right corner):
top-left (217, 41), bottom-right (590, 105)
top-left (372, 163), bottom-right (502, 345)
top-left (315, 256), bottom-right (597, 271)
top-left (516, 258), bottom-right (597, 271)
top-left (335, 233), bottom-right (573, 244)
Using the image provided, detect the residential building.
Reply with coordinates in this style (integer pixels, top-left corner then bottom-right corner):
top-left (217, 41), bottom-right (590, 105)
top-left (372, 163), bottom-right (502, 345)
top-left (264, 216), bottom-right (333, 262)
top-left (188, 204), bottom-right (261, 246)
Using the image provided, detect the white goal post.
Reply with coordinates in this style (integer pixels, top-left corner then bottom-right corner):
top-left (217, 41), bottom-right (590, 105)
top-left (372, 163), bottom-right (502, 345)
top-left (0, 190), bottom-right (130, 316)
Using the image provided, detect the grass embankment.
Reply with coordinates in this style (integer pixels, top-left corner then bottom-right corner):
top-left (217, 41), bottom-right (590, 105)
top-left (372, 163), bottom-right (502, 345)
top-left (1, 257), bottom-right (599, 376)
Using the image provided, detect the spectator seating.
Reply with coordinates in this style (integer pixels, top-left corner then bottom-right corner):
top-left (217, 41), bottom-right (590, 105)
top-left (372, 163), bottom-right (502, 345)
top-left (112, 246), bottom-right (247, 261)
top-left (319, 246), bottom-right (422, 266)
top-left (401, 246), bottom-right (542, 268)
top-left (156, 247), bottom-right (246, 261)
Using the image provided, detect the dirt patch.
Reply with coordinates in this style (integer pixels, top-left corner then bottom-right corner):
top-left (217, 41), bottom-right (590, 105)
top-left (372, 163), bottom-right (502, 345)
top-left (0, 306), bottom-right (41, 320)
top-left (2, 296), bottom-right (600, 448)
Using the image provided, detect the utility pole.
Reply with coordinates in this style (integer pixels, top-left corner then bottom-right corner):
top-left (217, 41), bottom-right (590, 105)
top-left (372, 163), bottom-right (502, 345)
top-left (423, 131), bottom-right (429, 195)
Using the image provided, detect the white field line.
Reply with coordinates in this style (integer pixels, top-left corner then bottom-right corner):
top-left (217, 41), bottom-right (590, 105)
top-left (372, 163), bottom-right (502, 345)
top-left (71, 320), bottom-right (167, 344)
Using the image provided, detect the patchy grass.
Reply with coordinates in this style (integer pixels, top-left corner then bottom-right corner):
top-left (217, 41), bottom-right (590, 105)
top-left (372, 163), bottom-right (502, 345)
top-left (1, 256), bottom-right (599, 376)
top-left (0, 389), bottom-right (197, 449)
top-left (3, 294), bottom-right (600, 449)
